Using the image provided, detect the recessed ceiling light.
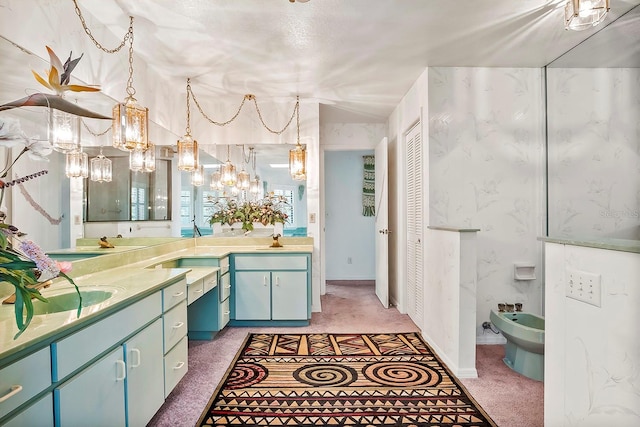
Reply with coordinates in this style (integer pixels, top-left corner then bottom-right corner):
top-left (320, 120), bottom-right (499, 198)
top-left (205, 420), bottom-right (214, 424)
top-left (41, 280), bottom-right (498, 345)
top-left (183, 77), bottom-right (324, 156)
top-left (270, 163), bottom-right (289, 168)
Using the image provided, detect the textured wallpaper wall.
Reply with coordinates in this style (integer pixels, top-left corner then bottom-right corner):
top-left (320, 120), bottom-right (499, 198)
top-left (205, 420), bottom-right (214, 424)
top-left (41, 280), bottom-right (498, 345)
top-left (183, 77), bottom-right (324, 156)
top-left (427, 67), bottom-right (546, 337)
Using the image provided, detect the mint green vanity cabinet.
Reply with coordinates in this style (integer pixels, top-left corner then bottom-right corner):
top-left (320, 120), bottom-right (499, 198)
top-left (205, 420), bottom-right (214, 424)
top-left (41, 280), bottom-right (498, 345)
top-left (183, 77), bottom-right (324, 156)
top-left (181, 256), bottom-right (231, 340)
top-left (124, 318), bottom-right (165, 427)
top-left (0, 346), bottom-right (52, 426)
top-left (231, 254), bottom-right (311, 325)
top-left (2, 393), bottom-right (53, 427)
top-left (162, 281), bottom-right (188, 398)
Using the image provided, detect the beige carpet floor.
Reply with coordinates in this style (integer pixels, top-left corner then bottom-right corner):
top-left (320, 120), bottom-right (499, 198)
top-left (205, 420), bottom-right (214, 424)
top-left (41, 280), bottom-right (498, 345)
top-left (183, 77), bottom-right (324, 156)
top-left (148, 282), bottom-right (543, 427)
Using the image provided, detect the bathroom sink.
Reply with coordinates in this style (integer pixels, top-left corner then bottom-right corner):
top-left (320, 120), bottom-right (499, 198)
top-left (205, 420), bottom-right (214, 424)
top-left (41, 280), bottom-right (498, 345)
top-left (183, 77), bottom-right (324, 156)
top-left (31, 289), bottom-right (114, 315)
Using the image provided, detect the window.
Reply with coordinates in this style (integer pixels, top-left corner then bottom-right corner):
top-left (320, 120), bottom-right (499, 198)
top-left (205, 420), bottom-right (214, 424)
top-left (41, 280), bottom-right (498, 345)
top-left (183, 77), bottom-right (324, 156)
top-left (273, 188), bottom-right (294, 226)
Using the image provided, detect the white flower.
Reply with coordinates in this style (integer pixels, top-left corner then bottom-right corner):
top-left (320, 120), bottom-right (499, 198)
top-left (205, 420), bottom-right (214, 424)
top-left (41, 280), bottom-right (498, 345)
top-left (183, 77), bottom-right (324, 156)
top-left (25, 139), bottom-right (52, 161)
top-left (0, 117), bottom-right (28, 148)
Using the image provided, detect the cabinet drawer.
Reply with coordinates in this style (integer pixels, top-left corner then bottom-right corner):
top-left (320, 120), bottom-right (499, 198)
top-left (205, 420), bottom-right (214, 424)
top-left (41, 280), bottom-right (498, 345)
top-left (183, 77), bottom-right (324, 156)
top-left (52, 292), bottom-right (162, 382)
top-left (0, 347), bottom-right (51, 418)
top-left (164, 336), bottom-right (188, 398)
top-left (204, 272), bottom-right (218, 293)
top-left (163, 300), bottom-right (187, 353)
top-left (234, 255), bottom-right (307, 270)
top-left (219, 257), bottom-right (229, 275)
top-left (220, 273), bottom-right (231, 302)
top-left (187, 278), bottom-right (205, 305)
top-left (218, 297), bottom-right (230, 329)
top-left (163, 278), bottom-right (187, 312)
top-left (2, 392), bottom-right (53, 427)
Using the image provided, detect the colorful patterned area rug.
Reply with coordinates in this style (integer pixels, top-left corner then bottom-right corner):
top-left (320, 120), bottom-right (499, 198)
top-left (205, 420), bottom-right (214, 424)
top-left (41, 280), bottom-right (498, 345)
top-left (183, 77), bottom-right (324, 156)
top-left (198, 332), bottom-right (497, 426)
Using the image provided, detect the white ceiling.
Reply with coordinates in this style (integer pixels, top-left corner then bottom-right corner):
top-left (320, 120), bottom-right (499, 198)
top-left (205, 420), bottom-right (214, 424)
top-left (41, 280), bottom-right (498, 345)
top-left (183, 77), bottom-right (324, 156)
top-left (77, 0), bottom-right (640, 123)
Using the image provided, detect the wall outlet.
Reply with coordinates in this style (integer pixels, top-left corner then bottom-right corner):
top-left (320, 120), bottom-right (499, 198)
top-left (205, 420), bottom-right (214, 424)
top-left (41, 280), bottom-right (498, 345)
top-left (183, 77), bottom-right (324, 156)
top-left (565, 268), bottom-right (602, 307)
top-left (309, 213), bottom-right (316, 223)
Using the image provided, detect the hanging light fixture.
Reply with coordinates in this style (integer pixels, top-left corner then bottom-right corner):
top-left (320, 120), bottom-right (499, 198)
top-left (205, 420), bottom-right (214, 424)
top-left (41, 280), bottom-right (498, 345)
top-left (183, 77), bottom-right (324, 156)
top-left (66, 148), bottom-right (88, 178)
top-left (191, 164), bottom-right (204, 186)
top-left (90, 146), bottom-right (112, 182)
top-left (129, 146), bottom-right (144, 172)
top-left (112, 17), bottom-right (149, 152)
top-left (249, 175), bottom-right (261, 197)
top-left (49, 108), bottom-right (80, 153)
top-left (289, 96), bottom-right (306, 180)
top-left (565, 0), bottom-right (610, 31)
top-left (177, 78), bottom-right (199, 171)
top-left (221, 145), bottom-right (237, 187)
top-left (237, 145), bottom-right (252, 190)
top-left (210, 170), bottom-right (223, 190)
top-left (143, 142), bottom-right (156, 172)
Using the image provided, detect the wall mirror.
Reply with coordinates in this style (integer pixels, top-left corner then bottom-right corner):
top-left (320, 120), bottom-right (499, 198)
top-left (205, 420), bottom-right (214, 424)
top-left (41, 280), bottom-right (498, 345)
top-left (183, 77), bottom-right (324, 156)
top-left (545, 5), bottom-right (640, 241)
top-left (84, 146), bottom-right (172, 222)
top-left (181, 144), bottom-right (308, 237)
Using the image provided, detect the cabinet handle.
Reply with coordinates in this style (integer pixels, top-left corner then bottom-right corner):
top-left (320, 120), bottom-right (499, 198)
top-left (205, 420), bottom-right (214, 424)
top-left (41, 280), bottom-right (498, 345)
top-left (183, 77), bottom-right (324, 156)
top-left (130, 348), bottom-right (141, 368)
top-left (0, 385), bottom-right (22, 403)
top-left (173, 321), bottom-right (185, 329)
top-left (195, 289), bottom-right (203, 294)
top-left (263, 276), bottom-right (267, 286)
top-left (115, 360), bottom-right (127, 381)
top-left (172, 291), bottom-right (184, 297)
top-left (224, 311), bottom-right (231, 315)
top-left (224, 285), bottom-right (231, 289)
top-left (275, 276), bottom-right (280, 286)
top-left (173, 361), bottom-right (185, 370)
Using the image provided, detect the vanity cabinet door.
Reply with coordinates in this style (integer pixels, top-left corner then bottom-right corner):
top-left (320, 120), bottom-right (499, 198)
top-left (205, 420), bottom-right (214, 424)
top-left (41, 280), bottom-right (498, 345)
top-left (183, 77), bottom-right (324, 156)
top-left (125, 318), bottom-right (164, 427)
top-left (235, 271), bottom-right (271, 320)
top-left (2, 393), bottom-right (53, 427)
top-left (55, 346), bottom-right (126, 427)
top-left (271, 271), bottom-right (308, 320)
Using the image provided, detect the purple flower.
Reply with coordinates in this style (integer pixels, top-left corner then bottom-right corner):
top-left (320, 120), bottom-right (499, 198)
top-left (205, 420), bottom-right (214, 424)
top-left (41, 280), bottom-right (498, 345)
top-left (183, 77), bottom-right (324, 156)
top-left (19, 239), bottom-right (60, 280)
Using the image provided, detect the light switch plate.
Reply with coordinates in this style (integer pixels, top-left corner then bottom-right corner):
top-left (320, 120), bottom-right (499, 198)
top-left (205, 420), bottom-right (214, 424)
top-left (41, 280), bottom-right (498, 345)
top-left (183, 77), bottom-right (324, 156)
top-left (565, 268), bottom-right (602, 307)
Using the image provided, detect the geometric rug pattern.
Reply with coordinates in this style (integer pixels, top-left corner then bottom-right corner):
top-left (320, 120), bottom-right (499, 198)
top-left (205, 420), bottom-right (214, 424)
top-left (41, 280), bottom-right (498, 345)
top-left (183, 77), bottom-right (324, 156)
top-left (198, 332), bottom-right (497, 426)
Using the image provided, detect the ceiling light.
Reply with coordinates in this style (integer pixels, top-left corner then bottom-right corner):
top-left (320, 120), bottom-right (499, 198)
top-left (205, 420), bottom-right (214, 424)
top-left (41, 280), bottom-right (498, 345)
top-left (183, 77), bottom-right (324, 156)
top-left (143, 142), bottom-right (156, 172)
top-left (191, 164), bottom-right (204, 186)
top-left (270, 163), bottom-right (290, 168)
top-left (221, 145), bottom-right (237, 187)
top-left (49, 108), bottom-right (80, 153)
top-left (565, 0), bottom-right (610, 31)
top-left (112, 17), bottom-right (149, 151)
top-left (65, 148), bottom-right (88, 178)
top-left (90, 146), bottom-right (112, 182)
top-left (289, 96), bottom-right (306, 181)
top-left (210, 170), bottom-right (223, 190)
top-left (129, 146), bottom-right (144, 172)
top-left (178, 79), bottom-right (199, 171)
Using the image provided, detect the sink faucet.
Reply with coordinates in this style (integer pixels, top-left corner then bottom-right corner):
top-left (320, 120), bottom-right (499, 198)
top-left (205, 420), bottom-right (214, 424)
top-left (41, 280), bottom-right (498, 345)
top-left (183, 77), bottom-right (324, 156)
top-left (270, 234), bottom-right (283, 248)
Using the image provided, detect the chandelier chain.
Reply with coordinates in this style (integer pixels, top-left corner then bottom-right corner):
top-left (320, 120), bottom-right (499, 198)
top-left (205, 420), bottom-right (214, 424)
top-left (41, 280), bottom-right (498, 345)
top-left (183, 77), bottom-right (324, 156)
top-left (125, 26), bottom-right (136, 98)
top-left (188, 85), bottom-right (248, 127)
top-left (250, 96), bottom-right (298, 135)
top-left (187, 82), bottom-right (299, 135)
top-left (72, 0), bottom-right (133, 54)
top-left (81, 120), bottom-right (111, 137)
top-left (185, 78), bottom-right (192, 135)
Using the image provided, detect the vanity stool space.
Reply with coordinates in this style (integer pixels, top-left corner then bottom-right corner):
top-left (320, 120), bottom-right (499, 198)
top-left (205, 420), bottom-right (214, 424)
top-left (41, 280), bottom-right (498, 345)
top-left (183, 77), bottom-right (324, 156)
top-left (230, 253), bottom-right (312, 326)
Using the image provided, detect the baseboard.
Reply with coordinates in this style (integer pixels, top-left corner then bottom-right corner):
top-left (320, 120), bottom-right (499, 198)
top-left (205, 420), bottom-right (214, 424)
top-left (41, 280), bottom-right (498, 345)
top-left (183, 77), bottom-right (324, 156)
top-left (421, 330), bottom-right (477, 378)
top-left (476, 333), bottom-right (507, 345)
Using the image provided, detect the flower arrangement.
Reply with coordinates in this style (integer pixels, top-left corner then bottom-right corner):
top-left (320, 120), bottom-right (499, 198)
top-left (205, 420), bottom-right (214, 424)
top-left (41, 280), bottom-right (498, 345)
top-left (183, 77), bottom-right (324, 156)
top-left (209, 193), bottom-right (289, 232)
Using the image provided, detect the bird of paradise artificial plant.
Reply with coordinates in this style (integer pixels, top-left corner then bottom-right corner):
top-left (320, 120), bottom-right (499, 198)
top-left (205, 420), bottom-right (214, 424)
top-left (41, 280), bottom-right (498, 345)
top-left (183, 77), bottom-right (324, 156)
top-left (0, 46), bottom-right (110, 119)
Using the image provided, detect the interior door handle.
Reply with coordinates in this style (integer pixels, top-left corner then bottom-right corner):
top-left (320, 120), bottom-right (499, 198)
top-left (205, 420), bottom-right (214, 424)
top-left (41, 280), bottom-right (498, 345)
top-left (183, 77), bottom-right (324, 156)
top-left (378, 229), bottom-right (391, 234)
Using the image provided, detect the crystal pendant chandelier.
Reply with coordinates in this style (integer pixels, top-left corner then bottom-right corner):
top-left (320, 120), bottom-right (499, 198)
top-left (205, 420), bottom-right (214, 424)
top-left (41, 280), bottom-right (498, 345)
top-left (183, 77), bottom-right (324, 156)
top-left (565, 0), bottom-right (610, 31)
top-left (191, 164), bottom-right (204, 186)
top-left (129, 146), bottom-right (144, 172)
top-left (177, 79), bottom-right (199, 171)
top-left (210, 170), bottom-right (223, 191)
top-left (112, 18), bottom-right (149, 152)
top-left (289, 97), bottom-right (306, 181)
top-left (237, 167), bottom-right (250, 191)
top-left (49, 107), bottom-right (80, 153)
top-left (90, 146), bottom-right (112, 182)
top-left (221, 145), bottom-right (237, 187)
top-left (66, 149), bottom-right (88, 178)
top-left (249, 175), bottom-right (261, 197)
top-left (143, 142), bottom-right (156, 172)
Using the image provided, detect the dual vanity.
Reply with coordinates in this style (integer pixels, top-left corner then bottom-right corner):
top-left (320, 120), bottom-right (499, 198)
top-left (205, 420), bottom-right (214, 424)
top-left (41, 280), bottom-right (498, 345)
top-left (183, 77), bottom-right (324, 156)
top-left (0, 237), bottom-right (313, 427)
